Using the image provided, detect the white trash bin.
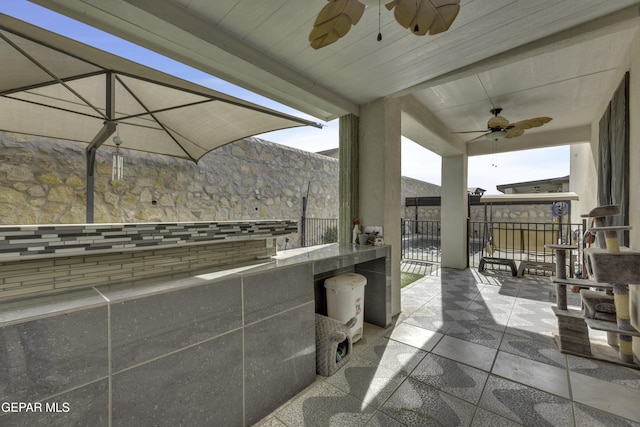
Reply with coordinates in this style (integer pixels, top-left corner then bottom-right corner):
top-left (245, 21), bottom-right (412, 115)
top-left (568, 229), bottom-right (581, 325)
top-left (324, 273), bottom-right (367, 343)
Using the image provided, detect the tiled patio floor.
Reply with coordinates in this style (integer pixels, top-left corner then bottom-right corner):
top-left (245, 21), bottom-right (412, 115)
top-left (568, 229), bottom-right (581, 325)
top-left (256, 268), bottom-right (640, 426)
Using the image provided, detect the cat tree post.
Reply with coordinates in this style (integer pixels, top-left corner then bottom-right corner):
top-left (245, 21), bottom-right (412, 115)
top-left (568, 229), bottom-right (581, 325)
top-left (588, 225), bottom-right (635, 363)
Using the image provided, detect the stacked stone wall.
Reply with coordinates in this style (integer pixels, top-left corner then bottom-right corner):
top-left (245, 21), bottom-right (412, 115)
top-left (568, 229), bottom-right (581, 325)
top-left (1, 131), bottom-right (570, 248)
top-left (0, 132), bottom-right (444, 224)
top-left (0, 132), bottom-right (339, 248)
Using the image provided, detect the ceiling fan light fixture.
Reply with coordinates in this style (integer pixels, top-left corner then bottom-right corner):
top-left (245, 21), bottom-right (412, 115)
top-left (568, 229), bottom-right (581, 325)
top-left (486, 130), bottom-right (507, 141)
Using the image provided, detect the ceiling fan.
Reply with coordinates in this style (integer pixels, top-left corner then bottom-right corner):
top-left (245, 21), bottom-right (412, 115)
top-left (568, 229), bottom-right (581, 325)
top-left (309, 0), bottom-right (461, 49)
top-left (456, 108), bottom-right (553, 142)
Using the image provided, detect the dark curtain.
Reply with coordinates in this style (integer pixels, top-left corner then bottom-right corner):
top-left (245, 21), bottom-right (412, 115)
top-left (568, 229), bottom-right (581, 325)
top-left (597, 72), bottom-right (630, 246)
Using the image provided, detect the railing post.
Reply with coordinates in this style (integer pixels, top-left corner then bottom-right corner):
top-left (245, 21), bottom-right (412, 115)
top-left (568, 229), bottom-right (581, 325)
top-left (401, 218), bottom-right (404, 260)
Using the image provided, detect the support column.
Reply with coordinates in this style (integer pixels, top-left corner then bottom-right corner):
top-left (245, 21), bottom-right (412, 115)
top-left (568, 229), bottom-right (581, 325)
top-left (339, 114), bottom-right (359, 244)
top-left (359, 98), bottom-right (402, 317)
top-left (441, 154), bottom-right (468, 269)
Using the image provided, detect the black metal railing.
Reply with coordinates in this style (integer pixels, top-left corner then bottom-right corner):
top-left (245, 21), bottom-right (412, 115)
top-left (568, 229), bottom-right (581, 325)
top-left (402, 218), bottom-right (585, 276)
top-left (401, 219), bottom-right (441, 264)
top-left (301, 218), bottom-right (338, 247)
top-left (468, 220), bottom-right (585, 275)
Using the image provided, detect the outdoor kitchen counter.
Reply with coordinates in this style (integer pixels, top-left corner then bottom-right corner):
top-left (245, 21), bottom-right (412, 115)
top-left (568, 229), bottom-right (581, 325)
top-left (0, 242), bottom-right (391, 426)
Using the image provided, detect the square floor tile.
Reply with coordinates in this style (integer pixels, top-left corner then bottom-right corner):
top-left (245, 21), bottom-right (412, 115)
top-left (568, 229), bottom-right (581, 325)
top-left (325, 356), bottom-right (407, 408)
top-left (253, 415), bottom-right (288, 427)
top-left (409, 354), bottom-right (489, 404)
top-left (431, 335), bottom-right (497, 372)
top-left (450, 307), bottom-right (509, 332)
top-left (401, 285), bottom-right (439, 304)
top-left (363, 322), bottom-right (396, 339)
top-left (499, 332), bottom-right (566, 368)
top-left (505, 302), bottom-right (558, 344)
top-left (567, 355), bottom-right (640, 391)
top-left (573, 402), bottom-right (640, 427)
top-left (385, 322), bottom-right (443, 351)
top-left (380, 376), bottom-right (476, 426)
top-left (274, 381), bottom-right (377, 427)
top-left (358, 336), bottom-right (427, 376)
top-left (492, 351), bottom-right (570, 398)
top-left (471, 408), bottom-right (523, 426)
top-left (364, 410), bottom-right (408, 426)
top-left (570, 371), bottom-right (640, 423)
top-left (402, 305), bottom-right (456, 334)
top-left (478, 375), bottom-right (574, 426)
top-left (444, 320), bottom-right (504, 349)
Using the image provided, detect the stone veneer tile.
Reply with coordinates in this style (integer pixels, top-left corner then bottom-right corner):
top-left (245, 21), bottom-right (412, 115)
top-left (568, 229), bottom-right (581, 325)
top-left (112, 330), bottom-right (243, 427)
top-left (0, 221), bottom-right (296, 260)
top-left (244, 302), bottom-right (316, 425)
top-left (243, 263), bottom-right (313, 324)
top-left (106, 277), bottom-right (242, 371)
top-left (0, 307), bottom-right (108, 402)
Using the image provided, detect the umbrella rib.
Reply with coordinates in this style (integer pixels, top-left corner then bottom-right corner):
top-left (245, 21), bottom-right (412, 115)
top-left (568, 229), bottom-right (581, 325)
top-left (2, 94), bottom-right (108, 120)
top-left (116, 71), bottom-right (322, 129)
top-left (0, 70), bottom-right (107, 96)
top-left (0, 32), bottom-right (108, 121)
top-left (115, 74), bottom-right (197, 162)
top-left (117, 99), bottom-right (215, 121)
top-left (215, 97), bottom-right (322, 129)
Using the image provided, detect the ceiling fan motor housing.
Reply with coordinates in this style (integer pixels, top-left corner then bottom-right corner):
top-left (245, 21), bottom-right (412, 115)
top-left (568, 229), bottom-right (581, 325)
top-left (488, 115), bottom-right (509, 130)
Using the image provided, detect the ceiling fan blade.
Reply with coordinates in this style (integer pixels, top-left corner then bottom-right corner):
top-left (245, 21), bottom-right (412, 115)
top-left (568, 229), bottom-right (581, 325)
top-left (467, 133), bottom-right (488, 142)
top-left (510, 117), bottom-right (552, 130)
top-left (385, 0), bottom-right (460, 35)
top-left (309, 0), bottom-right (365, 49)
top-left (424, 0), bottom-right (461, 35)
top-left (505, 128), bottom-right (524, 139)
top-left (453, 130), bottom-right (488, 134)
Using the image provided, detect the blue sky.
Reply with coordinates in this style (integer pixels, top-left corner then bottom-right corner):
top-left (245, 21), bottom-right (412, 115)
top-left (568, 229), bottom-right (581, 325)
top-left (1, 0), bottom-right (569, 194)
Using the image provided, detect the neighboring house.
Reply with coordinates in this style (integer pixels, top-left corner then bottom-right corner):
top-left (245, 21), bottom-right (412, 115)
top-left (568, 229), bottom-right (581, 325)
top-left (406, 178), bottom-right (572, 224)
top-left (497, 176), bottom-right (570, 194)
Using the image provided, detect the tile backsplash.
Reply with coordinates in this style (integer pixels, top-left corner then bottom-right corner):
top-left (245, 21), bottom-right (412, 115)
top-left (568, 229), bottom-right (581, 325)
top-left (0, 220), bottom-right (297, 300)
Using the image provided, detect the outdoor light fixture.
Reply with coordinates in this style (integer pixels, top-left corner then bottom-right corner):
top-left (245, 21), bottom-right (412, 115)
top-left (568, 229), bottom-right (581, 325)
top-left (112, 135), bottom-right (124, 181)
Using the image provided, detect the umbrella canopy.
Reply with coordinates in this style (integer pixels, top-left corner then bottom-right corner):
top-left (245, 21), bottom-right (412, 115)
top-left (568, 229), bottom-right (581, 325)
top-left (0, 13), bottom-right (320, 163)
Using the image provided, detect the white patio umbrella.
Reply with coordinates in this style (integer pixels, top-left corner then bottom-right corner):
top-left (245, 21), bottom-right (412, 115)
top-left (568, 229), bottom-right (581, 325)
top-left (0, 13), bottom-right (321, 222)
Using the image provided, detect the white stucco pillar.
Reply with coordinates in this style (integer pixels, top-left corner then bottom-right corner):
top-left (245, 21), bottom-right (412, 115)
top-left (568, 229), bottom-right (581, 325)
top-left (441, 154), bottom-right (468, 269)
top-left (359, 98), bottom-right (402, 317)
top-left (338, 114), bottom-right (359, 244)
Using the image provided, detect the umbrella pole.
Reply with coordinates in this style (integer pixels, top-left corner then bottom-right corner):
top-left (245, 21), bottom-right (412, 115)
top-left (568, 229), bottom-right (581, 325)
top-left (86, 121), bottom-right (116, 223)
top-left (86, 147), bottom-right (96, 223)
